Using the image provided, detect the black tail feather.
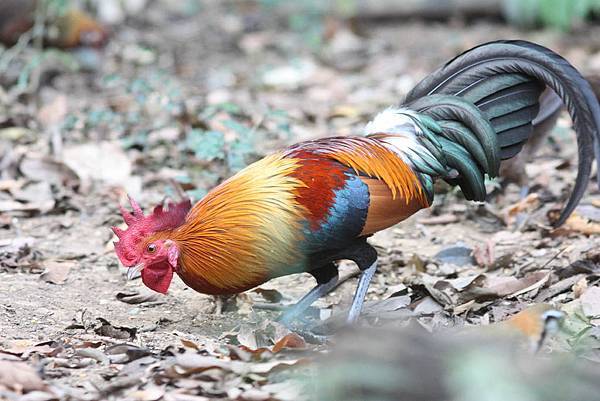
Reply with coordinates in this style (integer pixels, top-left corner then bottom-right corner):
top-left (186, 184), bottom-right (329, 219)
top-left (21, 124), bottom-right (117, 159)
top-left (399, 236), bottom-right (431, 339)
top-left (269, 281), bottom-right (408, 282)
top-left (405, 40), bottom-right (600, 226)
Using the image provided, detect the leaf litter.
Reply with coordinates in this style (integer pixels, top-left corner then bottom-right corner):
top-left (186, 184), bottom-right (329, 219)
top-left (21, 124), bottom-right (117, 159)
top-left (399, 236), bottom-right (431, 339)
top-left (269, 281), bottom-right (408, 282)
top-left (0, 1), bottom-right (599, 400)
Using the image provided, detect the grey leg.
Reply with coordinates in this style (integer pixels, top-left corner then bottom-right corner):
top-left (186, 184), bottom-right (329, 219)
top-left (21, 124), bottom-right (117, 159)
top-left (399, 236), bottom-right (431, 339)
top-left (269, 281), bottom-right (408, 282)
top-left (278, 274), bottom-right (338, 326)
top-left (347, 260), bottom-right (377, 324)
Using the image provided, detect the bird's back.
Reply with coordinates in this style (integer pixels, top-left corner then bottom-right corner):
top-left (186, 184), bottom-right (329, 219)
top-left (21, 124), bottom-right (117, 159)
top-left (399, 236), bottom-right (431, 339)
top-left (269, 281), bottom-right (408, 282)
top-left (283, 137), bottom-right (430, 255)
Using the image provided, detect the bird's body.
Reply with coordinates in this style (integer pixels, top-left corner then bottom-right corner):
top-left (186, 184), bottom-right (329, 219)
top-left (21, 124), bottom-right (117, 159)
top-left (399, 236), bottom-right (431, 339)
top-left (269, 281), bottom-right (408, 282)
top-left (113, 40), bottom-right (600, 323)
top-left (150, 135), bottom-right (429, 295)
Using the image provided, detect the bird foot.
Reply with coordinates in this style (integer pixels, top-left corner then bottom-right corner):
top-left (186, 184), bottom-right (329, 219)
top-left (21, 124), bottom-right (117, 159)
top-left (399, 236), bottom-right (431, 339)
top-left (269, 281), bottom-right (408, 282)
top-left (213, 294), bottom-right (236, 314)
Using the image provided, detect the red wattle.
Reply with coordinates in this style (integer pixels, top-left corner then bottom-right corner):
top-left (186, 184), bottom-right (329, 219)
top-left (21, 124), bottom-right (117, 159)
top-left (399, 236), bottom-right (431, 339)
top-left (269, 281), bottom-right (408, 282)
top-left (141, 261), bottom-right (174, 294)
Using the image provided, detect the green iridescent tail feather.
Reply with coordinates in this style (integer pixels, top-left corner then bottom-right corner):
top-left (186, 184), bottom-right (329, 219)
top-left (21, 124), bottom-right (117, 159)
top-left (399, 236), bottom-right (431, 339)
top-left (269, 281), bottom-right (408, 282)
top-left (403, 40), bottom-right (600, 226)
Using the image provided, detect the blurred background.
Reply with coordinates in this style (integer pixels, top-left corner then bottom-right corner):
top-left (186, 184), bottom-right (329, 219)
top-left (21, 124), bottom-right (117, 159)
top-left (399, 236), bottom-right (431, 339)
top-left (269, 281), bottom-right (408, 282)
top-left (2, 0), bottom-right (600, 205)
top-left (2, 1), bottom-right (600, 400)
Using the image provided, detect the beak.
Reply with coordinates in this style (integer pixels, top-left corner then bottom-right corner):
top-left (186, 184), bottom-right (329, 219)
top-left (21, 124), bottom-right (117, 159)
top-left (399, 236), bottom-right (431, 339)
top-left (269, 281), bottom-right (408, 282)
top-left (127, 264), bottom-right (144, 280)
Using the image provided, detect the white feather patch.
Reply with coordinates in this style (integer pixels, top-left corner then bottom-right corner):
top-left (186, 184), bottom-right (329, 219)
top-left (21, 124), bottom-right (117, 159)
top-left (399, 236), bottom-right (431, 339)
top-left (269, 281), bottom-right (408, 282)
top-left (365, 107), bottom-right (421, 136)
top-left (365, 107), bottom-right (433, 168)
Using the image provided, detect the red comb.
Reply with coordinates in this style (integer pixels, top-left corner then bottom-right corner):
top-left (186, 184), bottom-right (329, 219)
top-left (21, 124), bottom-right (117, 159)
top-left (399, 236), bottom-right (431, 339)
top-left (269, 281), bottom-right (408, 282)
top-left (112, 196), bottom-right (192, 266)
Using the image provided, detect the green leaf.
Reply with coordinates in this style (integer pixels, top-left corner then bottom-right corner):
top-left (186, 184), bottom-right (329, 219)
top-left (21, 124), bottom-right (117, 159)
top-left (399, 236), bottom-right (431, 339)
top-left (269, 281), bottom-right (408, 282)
top-left (186, 129), bottom-right (225, 161)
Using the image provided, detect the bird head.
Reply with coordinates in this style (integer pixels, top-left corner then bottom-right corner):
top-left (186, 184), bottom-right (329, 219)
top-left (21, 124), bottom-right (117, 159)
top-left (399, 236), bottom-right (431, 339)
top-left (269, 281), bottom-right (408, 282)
top-left (112, 196), bottom-right (191, 294)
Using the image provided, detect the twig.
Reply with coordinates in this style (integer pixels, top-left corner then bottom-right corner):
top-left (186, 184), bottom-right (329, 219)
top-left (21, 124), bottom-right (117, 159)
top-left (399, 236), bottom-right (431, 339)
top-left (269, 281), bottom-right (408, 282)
top-left (252, 302), bottom-right (286, 311)
top-left (0, 30), bottom-right (33, 74)
top-left (541, 245), bottom-right (573, 271)
top-left (32, 0), bottom-right (47, 51)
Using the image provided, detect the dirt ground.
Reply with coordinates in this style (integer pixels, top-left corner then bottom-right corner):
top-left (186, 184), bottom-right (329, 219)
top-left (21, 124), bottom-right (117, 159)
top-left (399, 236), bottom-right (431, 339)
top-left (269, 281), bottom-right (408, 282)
top-left (1, 2), bottom-right (600, 400)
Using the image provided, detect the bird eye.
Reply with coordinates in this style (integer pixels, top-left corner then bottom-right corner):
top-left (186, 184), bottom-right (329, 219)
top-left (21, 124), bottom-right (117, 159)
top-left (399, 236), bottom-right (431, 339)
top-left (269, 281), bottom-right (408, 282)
top-left (147, 243), bottom-right (157, 253)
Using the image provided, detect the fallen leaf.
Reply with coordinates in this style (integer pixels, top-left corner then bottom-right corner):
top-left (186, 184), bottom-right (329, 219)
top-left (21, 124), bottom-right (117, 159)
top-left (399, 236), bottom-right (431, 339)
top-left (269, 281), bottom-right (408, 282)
top-left (553, 213), bottom-right (600, 236)
top-left (0, 340), bottom-right (57, 359)
top-left (503, 193), bottom-right (540, 226)
top-left (361, 295), bottom-right (411, 316)
top-left (0, 200), bottom-right (51, 213)
top-left (11, 181), bottom-right (55, 213)
top-left (116, 291), bottom-right (160, 304)
top-left (581, 286), bottom-right (600, 318)
top-left (62, 141), bottom-right (138, 190)
top-left (40, 260), bottom-right (76, 284)
top-left (179, 339), bottom-right (200, 350)
top-left (434, 245), bottom-right (474, 266)
top-left (94, 318), bottom-right (137, 340)
top-left (105, 344), bottom-right (153, 363)
top-left (74, 347), bottom-right (109, 364)
top-left (472, 240), bottom-right (495, 268)
top-left (172, 353), bottom-right (241, 376)
top-left (0, 360), bottom-right (47, 393)
top-left (413, 296), bottom-right (443, 315)
top-left (19, 155), bottom-right (78, 187)
top-left (272, 333), bottom-right (306, 353)
top-left (478, 271), bottom-right (549, 299)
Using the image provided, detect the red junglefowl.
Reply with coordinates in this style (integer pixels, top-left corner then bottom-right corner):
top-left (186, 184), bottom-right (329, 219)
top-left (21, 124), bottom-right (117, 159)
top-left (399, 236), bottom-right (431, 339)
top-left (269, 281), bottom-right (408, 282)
top-left (0, 0), bottom-right (108, 48)
top-left (113, 41), bottom-right (600, 324)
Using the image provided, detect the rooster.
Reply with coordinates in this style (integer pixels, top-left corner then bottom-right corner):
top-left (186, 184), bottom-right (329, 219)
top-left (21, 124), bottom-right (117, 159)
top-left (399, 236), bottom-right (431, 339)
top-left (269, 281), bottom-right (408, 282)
top-left (113, 41), bottom-right (600, 324)
top-left (0, 0), bottom-right (108, 48)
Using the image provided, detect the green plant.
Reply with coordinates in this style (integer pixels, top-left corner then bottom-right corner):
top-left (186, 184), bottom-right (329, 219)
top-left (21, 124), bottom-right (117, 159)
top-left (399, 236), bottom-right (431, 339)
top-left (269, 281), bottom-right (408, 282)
top-left (504, 0), bottom-right (600, 30)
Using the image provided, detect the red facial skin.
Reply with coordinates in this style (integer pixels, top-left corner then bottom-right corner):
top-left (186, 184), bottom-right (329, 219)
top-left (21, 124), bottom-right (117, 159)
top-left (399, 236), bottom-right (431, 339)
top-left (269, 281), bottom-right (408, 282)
top-left (112, 197), bottom-right (191, 294)
top-left (137, 240), bottom-right (180, 294)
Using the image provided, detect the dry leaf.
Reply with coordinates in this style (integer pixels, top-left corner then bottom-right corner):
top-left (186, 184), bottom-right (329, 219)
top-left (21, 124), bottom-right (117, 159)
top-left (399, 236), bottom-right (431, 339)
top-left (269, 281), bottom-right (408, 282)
top-left (0, 361), bottom-right (47, 393)
top-left (272, 333), bottom-right (306, 353)
top-left (472, 240), bottom-right (495, 268)
top-left (503, 193), bottom-right (540, 226)
top-left (581, 286), bottom-right (600, 318)
top-left (19, 155), bottom-right (79, 187)
top-left (553, 213), bottom-right (600, 236)
top-left (116, 291), bottom-right (160, 304)
top-left (62, 141), bottom-right (139, 192)
top-left (434, 245), bottom-right (474, 266)
top-left (94, 318), bottom-right (137, 340)
top-left (40, 260), bottom-right (76, 284)
top-left (572, 277), bottom-right (588, 299)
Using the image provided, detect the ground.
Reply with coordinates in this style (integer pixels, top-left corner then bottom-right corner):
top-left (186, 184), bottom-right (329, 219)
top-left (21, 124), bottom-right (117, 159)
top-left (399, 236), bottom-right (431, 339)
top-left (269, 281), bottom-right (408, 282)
top-left (1, 2), bottom-right (600, 400)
